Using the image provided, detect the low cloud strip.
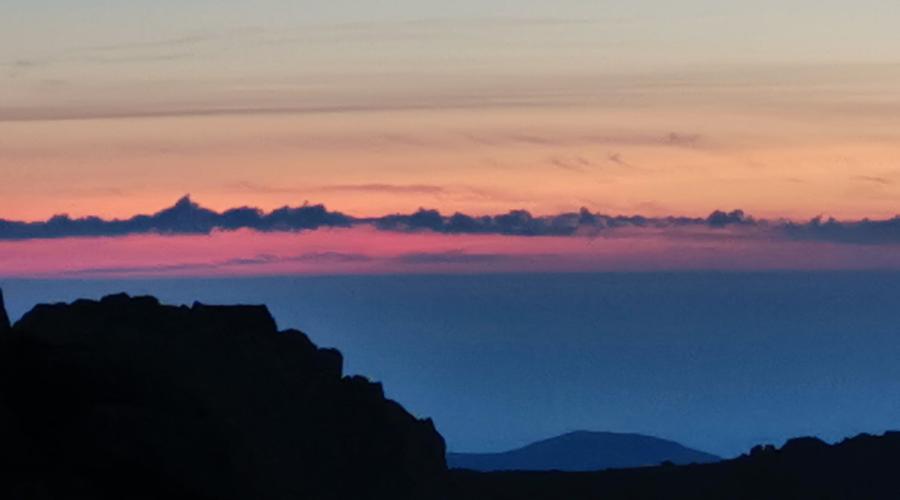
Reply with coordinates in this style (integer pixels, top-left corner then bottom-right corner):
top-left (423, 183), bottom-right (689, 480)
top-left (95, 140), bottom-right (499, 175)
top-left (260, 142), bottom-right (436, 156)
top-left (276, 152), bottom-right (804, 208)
top-left (2, 196), bottom-right (899, 246)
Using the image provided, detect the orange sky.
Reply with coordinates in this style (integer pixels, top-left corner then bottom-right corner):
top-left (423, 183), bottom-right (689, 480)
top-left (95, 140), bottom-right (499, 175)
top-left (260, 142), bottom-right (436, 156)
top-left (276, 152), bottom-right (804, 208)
top-left (3, 86), bottom-right (900, 223)
top-left (4, 3), bottom-right (900, 222)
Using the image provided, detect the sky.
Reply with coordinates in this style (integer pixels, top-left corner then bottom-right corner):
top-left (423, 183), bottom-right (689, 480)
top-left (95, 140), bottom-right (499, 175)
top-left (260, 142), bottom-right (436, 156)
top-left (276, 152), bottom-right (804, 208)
top-left (3, 0), bottom-right (900, 225)
top-left (3, 1), bottom-right (900, 276)
top-left (3, 0), bottom-right (900, 458)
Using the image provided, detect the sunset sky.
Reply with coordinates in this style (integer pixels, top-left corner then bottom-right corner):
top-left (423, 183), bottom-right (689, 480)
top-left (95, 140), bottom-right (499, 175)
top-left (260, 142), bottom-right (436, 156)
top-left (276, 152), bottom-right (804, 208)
top-left (3, 1), bottom-right (900, 276)
top-left (5, 1), bottom-right (900, 460)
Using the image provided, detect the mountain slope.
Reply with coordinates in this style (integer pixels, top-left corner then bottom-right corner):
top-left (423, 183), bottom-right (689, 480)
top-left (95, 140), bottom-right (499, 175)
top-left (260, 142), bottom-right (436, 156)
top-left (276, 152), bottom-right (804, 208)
top-left (448, 431), bottom-right (720, 471)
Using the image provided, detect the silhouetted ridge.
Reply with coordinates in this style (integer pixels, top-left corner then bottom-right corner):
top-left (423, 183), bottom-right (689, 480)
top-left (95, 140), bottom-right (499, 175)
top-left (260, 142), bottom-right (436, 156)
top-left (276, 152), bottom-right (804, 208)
top-left (447, 431), bottom-right (900, 499)
top-left (4, 289), bottom-right (900, 499)
top-left (0, 289), bottom-right (9, 333)
top-left (0, 291), bottom-right (445, 500)
top-left (448, 431), bottom-right (719, 471)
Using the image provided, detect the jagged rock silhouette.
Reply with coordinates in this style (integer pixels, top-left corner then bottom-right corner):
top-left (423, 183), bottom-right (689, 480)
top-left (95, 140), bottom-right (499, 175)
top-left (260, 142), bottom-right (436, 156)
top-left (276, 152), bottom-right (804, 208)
top-left (0, 292), bottom-right (445, 500)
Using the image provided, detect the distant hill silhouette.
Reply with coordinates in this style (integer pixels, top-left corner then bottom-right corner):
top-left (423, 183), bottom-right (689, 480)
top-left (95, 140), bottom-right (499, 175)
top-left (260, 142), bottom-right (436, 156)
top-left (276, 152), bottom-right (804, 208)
top-left (447, 432), bottom-right (900, 499)
top-left (0, 291), bottom-right (445, 500)
top-left (448, 431), bottom-right (720, 471)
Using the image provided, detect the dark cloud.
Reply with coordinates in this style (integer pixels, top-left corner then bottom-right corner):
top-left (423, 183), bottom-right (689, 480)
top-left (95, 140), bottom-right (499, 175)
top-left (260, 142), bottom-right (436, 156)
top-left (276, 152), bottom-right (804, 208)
top-left (374, 207), bottom-right (669, 236)
top-left (376, 207), bottom-right (583, 236)
top-left (2, 196), bottom-right (900, 246)
top-left (781, 216), bottom-right (900, 245)
top-left (706, 209), bottom-right (753, 228)
top-left (0, 195), bottom-right (351, 239)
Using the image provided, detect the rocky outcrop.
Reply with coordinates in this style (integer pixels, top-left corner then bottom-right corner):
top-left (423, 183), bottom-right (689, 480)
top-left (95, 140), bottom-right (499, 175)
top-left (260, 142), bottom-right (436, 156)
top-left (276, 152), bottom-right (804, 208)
top-left (0, 292), bottom-right (446, 499)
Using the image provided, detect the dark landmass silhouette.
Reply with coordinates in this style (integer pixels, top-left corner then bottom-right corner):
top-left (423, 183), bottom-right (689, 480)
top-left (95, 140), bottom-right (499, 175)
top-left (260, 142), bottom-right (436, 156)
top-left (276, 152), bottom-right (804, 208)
top-left (0, 291), bottom-right (445, 499)
top-left (0, 289), bottom-right (9, 333)
top-left (448, 430), bottom-right (720, 471)
top-left (2, 290), bottom-right (900, 499)
top-left (447, 432), bottom-right (900, 499)
top-left (4, 194), bottom-right (900, 244)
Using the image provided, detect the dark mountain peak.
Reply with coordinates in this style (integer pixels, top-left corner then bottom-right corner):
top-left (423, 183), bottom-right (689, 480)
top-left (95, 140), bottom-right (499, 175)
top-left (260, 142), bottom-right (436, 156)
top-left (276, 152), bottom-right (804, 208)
top-left (0, 288), bottom-right (9, 333)
top-left (449, 430), bottom-right (719, 472)
top-left (0, 292), bottom-right (446, 499)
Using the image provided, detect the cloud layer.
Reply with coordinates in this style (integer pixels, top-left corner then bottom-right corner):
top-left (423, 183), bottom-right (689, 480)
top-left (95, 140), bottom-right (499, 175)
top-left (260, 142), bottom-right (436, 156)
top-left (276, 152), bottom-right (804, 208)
top-left (1, 196), bottom-right (899, 246)
top-left (0, 196), bottom-right (352, 239)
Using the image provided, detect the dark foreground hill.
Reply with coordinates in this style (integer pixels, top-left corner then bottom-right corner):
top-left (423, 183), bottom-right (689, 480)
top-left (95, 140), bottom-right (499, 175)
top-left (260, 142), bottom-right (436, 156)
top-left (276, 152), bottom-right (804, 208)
top-left (0, 291), bottom-right (445, 500)
top-left (446, 432), bottom-right (900, 499)
top-left (448, 430), bottom-right (719, 472)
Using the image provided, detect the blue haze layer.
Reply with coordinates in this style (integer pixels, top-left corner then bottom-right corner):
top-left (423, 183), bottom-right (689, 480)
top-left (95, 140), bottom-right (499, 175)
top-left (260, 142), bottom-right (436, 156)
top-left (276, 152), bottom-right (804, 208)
top-left (3, 272), bottom-right (899, 457)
